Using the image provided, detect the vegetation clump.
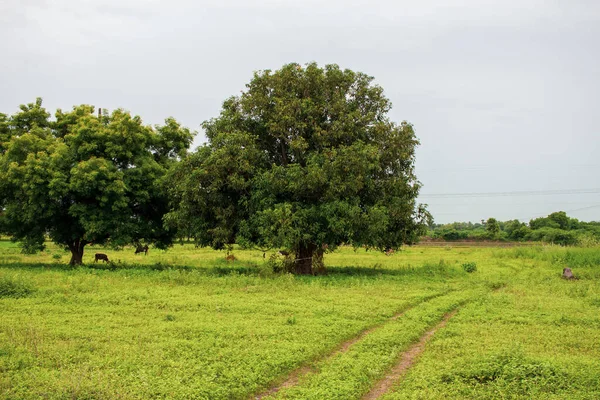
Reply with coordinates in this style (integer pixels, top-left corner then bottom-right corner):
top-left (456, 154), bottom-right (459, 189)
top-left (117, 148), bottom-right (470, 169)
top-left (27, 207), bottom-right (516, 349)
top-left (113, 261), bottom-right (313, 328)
top-left (445, 350), bottom-right (568, 395)
top-left (428, 211), bottom-right (600, 246)
top-left (462, 262), bottom-right (477, 273)
top-left (0, 275), bottom-right (34, 298)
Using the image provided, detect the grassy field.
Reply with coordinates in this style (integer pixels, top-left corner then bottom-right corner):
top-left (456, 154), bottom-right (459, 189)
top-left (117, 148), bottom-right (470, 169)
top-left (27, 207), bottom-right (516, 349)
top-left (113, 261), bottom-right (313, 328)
top-left (1, 241), bottom-right (599, 399)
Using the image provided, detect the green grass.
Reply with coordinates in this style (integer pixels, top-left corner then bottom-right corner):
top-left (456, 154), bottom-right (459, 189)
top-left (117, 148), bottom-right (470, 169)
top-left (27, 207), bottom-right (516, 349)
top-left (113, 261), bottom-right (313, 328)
top-left (382, 247), bottom-right (600, 400)
top-left (1, 241), bottom-right (599, 399)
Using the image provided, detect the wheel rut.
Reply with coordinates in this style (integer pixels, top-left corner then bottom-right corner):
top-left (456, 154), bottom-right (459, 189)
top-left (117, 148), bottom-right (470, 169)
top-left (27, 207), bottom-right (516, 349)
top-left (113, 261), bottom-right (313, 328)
top-left (361, 309), bottom-right (459, 400)
top-left (252, 293), bottom-right (446, 400)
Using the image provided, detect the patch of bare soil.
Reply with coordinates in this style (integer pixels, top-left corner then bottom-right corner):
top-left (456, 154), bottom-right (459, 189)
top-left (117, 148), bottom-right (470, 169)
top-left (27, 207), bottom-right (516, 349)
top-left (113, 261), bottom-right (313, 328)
top-left (361, 309), bottom-right (458, 400)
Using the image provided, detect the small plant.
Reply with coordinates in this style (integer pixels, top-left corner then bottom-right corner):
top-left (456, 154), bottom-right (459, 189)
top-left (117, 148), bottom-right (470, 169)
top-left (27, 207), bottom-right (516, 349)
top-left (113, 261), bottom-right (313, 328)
top-left (164, 314), bottom-right (176, 322)
top-left (286, 315), bottom-right (296, 325)
top-left (462, 261), bottom-right (477, 273)
top-left (52, 253), bottom-right (62, 261)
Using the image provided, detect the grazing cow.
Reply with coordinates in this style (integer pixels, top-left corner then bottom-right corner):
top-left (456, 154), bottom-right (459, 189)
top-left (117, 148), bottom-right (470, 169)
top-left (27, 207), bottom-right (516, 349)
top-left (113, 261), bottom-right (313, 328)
top-left (95, 253), bottom-right (109, 263)
top-left (385, 248), bottom-right (395, 256)
top-left (135, 245), bottom-right (149, 255)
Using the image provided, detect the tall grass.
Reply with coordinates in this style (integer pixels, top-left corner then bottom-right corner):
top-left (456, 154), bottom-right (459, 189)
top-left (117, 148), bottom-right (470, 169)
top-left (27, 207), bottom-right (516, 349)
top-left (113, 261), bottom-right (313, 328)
top-left (496, 245), bottom-right (600, 268)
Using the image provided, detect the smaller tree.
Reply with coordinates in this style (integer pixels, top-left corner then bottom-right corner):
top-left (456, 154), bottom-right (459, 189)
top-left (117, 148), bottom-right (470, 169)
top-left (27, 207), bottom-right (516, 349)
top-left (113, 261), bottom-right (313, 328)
top-left (505, 219), bottom-right (530, 241)
top-left (485, 217), bottom-right (501, 239)
top-left (0, 99), bottom-right (194, 264)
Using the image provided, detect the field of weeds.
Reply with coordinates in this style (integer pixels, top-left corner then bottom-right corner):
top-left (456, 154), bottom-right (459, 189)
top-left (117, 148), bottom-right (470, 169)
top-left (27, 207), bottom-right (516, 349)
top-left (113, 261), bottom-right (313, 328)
top-left (1, 241), bottom-right (599, 399)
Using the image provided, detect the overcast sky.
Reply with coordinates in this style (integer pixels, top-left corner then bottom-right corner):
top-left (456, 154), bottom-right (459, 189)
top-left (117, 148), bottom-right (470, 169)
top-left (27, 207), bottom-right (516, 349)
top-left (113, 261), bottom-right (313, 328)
top-left (1, 0), bottom-right (599, 223)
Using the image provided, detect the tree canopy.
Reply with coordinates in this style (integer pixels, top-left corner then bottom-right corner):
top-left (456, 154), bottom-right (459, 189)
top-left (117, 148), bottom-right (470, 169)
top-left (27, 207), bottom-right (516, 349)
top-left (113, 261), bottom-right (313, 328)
top-left (0, 99), bottom-right (194, 264)
top-left (167, 63), bottom-right (430, 274)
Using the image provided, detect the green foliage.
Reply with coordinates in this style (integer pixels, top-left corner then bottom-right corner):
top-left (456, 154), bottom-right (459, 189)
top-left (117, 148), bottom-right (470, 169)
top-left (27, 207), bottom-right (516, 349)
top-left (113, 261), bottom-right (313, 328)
top-left (428, 211), bottom-right (599, 246)
top-left (462, 261), bottom-right (477, 273)
top-left (0, 99), bottom-right (194, 264)
top-left (578, 232), bottom-right (600, 248)
top-left (19, 236), bottom-right (45, 254)
top-left (526, 227), bottom-right (579, 246)
top-left (485, 217), bottom-right (500, 239)
top-left (0, 275), bottom-right (34, 298)
top-left (0, 112), bottom-right (10, 155)
top-left (504, 219), bottom-right (531, 240)
top-left (168, 63), bottom-right (430, 273)
top-left (530, 211), bottom-right (578, 231)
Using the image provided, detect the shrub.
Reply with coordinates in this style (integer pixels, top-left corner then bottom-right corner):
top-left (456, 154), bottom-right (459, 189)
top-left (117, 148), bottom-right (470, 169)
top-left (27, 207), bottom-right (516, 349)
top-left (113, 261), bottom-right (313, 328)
top-left (577, 232), bottom-right (600, 248)
top-left (0, 275), bottom-right (34, 298)
top-left (527, 228), bottom-right (578, 246)
top-left (462, 262), bottom-right (477, 273)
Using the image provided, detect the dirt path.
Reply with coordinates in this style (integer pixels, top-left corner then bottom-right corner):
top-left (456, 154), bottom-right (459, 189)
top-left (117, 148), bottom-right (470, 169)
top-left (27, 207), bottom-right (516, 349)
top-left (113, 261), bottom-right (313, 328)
top-left (361, 309), bottom-right (459, 400)
top-left (253, 294), bottom-right (444, 399)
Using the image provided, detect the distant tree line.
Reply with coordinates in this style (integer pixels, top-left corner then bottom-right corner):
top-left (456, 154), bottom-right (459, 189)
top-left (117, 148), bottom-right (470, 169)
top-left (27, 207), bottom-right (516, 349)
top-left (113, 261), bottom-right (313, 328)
top-left (427, 212), bottom-right (600, 246)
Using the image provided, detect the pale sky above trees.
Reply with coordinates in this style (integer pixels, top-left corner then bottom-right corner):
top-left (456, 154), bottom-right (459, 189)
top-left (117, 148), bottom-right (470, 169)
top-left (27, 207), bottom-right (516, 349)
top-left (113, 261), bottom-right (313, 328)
top-left (1, 0), bottom-right (599, 223)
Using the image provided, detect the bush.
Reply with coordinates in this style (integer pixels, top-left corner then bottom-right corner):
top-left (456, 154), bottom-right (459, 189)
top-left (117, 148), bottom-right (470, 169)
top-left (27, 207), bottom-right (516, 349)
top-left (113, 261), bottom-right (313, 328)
top-left (527, 228), bottom-right (578, 246)
top-left (577, 232), bottom-right (600, 248)
top-left (462, 262), bottom-right (477, 273)
top-left (0, 275), bottom-right (34, 298)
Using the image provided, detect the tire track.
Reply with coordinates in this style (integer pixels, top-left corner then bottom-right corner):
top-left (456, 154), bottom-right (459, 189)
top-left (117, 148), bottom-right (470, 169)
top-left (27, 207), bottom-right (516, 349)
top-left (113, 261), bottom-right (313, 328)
top-left (361, 309), bottom-right (459, 400)
top-left (252, 292), bottom-right (448, 400)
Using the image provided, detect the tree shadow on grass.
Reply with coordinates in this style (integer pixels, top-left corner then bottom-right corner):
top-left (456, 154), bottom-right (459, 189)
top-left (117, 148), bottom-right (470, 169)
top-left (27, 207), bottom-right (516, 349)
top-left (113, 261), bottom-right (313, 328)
top-left (0, 259), bottom-right (460, 279)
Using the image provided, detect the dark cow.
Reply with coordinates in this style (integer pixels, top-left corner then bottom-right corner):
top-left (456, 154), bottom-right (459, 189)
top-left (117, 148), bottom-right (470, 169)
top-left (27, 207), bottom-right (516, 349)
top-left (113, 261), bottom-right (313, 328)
top-left (135, 245), bottom-right (149, 255)
top-left (95, 253), bottom-right (109, 263)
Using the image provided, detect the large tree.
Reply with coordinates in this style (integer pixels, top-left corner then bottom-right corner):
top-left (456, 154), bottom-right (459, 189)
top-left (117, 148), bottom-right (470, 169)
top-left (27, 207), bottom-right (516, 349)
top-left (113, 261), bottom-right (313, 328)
top-left (167, 63), bottom-right (430, 274)
top-left (0, 99), bottom-right (194, 264)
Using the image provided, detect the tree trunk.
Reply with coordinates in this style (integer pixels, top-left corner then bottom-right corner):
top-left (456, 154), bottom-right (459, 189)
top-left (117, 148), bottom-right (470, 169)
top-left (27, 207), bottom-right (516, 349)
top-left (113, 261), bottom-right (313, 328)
top-left (68, 239), bottom-right (86, 265)
top-left (294, 243), bottom-right (315, 275)
top-left (313, 248), bottom-right (325, 275)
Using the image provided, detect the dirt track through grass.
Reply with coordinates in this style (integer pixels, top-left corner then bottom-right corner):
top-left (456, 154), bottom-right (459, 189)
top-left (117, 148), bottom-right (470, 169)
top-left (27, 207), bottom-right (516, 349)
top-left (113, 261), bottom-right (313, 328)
top-left (260, 290), bottom-right (479, 399)
top-left (254, 293), bottom-right (448, 399)
top-left (362, 309), bottom-right (459, 399)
